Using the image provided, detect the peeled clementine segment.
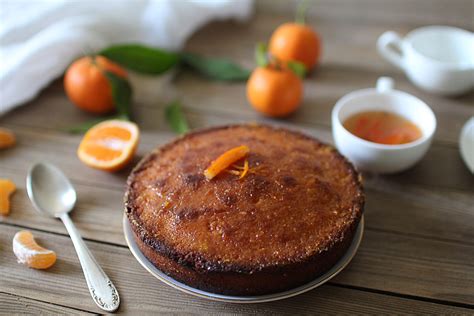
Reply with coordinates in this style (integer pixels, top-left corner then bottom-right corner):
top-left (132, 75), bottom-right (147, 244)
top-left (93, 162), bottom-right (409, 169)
top-left (0, 127), bottom-right (16, 149)
top-left (77, 120), bottom-right (139, 172)
top-left (13, 230), bottom-right (57, 269)
top-left (204, 145), bottom-right (249, 180)
top-left (0, 178), bottom-right (16, 216)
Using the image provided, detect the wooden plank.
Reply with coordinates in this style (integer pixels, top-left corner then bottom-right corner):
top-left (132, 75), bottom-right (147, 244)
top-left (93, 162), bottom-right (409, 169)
top-left (0, 292), bottom-right (93, 315)
top-left (0, 225), bottom-right (472, 314)
top-left (1, 167), bottom-right (126, 245)
top-left (256, 0), bottom-right (474, 29)
top-left (334, 229), bottom-right (474, 305)
top-left (1, 168), bottom-right (473, 305)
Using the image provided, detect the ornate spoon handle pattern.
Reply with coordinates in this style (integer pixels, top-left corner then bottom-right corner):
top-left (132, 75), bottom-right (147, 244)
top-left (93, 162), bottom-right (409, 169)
top-left (61, 213), bottom-right (120, 312)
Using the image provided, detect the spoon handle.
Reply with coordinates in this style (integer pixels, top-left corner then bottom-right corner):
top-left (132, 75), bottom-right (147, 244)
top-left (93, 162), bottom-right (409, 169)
top-left (61, 214), bottom-right (120, 312)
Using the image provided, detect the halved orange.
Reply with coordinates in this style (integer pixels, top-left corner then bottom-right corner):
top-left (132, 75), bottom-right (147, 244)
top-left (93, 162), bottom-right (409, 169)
top-left (77, 120), bottom-right (139, 172)
top-left (13, 230), bottom-right (57, 269)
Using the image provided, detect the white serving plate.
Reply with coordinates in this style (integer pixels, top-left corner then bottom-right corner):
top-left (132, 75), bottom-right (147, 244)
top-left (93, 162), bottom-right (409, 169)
top-left (123, 214), bottom-right (364, 303)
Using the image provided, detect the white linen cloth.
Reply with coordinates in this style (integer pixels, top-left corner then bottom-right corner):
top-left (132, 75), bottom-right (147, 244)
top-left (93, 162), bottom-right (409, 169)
top-left (0, 0), bottom-right (253, 115)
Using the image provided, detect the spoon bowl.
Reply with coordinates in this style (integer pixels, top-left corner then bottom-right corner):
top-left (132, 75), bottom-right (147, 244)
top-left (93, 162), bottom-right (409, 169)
top-left (27, 162), bottom-right (77, 217)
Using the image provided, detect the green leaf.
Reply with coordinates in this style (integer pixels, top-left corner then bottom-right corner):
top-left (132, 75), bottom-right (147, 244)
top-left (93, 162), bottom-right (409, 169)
top-left (104, 71), bottom-right (132, 119)
top-left (287, 61), bottom-right (307, 78)
top-left (165, 100), bottom-right (189, 134)
top-left (100, 44), bottom-right (180, 74)
top-left (181, 53), bottom-right (250, 81)
top-left (255, 42), bottom-right (268, 67)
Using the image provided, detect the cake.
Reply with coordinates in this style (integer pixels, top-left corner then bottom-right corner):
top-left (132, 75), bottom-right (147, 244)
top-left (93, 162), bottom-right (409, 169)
top-left (125, 124), bottom-right (364, 295)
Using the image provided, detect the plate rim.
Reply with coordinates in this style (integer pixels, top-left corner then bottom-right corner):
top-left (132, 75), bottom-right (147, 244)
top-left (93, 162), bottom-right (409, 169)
top-left (123, 214), bottom-right (364, 303)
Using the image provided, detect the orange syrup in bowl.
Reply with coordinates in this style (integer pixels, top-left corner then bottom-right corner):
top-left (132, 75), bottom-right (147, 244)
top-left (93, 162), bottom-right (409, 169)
top-left (343, 111), bottom-right (422, 145)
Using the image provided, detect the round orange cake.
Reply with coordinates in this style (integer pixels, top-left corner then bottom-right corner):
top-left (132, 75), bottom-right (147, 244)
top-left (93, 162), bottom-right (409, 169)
top-left (125, 124), bottom-right (364, 295)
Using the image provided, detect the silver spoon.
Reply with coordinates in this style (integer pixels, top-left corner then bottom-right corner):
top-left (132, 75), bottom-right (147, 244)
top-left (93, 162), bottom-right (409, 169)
top-left (26, 162), bottom-right (120, 312)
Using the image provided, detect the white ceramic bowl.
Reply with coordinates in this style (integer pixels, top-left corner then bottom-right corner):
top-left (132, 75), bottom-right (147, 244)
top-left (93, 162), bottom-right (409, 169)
top-left (332, 77), bottom-right (437, 174)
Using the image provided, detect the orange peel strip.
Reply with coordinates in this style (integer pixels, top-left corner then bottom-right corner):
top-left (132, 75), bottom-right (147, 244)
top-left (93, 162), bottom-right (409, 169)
top-left (204, 145), bottom-right (249, 180)
top-left (0, 178), bottom-right (16, 216)
top-left (239, 160), bottom-right (249, 179)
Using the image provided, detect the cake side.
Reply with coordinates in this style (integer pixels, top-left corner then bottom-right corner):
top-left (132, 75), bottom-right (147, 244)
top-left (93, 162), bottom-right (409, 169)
top-left (130, 215), bottom-right (359, 295)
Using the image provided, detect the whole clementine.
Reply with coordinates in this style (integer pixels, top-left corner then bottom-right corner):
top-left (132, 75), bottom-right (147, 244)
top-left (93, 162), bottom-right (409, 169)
top-left (246, 66), bottom-right (303, 117)
top-left (64, 56), bottom-right (127, 114)
top-left (269, 22), bottom-right (321, 71)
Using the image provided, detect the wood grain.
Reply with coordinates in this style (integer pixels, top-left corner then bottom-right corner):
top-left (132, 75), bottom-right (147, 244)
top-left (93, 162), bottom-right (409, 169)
top-left (0, 292), bottom-right (93, 315)
top-left (0, 225), bottom-right (471, 314)
top-left (2, 162), bottom-right (474, 305)
top-left (257, 0), bottom-right (474, 29)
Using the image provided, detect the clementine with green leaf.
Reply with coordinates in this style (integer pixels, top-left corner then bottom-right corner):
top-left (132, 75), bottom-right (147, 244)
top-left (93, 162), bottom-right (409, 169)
top-left (246, 44), bottom-right (304, 118)
top-left (247, 67), bottom-right (303, 117)
top-left (269, 23), bottom-right (321, 71)
top-left (268, 2), bottom-right (322, 71)
top-left (64, 56), bottom-right (127, 114)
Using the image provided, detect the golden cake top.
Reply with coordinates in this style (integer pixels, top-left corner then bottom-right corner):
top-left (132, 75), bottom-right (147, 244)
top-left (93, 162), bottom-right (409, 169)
top-left (126, 124), bottom-right (364, 271)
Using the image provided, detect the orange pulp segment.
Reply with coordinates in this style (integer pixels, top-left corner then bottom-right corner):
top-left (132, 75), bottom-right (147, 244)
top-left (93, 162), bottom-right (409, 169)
top-left (77, 120), bottom-right (139, 172)
top-left (0, 127), bottom-right (16, 149)
top-left (0, 178), bottom-right (16, 216)
top-left (13, 230), bottom-right (57, 269)
top-left (204, 145), bottom-right (249, 180)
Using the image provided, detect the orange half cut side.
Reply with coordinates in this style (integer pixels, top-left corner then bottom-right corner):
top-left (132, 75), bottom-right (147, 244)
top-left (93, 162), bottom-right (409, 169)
top-left (77, 120), bottom-right (140, 172)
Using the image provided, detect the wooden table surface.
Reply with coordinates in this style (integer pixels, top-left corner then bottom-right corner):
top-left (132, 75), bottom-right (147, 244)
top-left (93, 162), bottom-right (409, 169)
top-left (1, 0), bottom-right (473, 314)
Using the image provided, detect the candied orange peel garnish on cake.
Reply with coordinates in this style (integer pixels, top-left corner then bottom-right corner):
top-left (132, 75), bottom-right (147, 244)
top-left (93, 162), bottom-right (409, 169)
top-left (0, 178), bottom-right (16, 216)
top-left (13, 230), bottom-right (57, 269)
top-left (204, 145), bottom-right (250, 180)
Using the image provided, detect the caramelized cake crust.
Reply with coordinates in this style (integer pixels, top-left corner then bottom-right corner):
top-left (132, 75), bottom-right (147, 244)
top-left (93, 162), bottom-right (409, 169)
top-left (125, 124), bottom-right (364, 295)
